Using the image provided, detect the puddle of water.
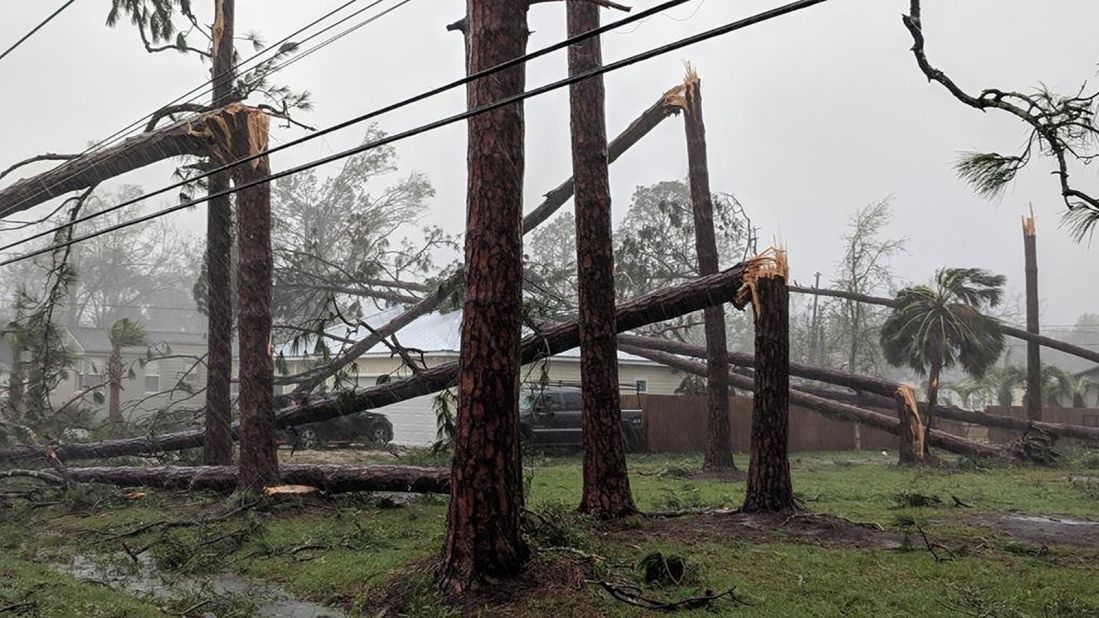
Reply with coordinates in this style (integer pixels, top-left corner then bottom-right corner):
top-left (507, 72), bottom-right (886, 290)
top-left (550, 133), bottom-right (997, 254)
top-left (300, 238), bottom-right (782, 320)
top-left (1004, 515), bottom-right (1098, 527)
top-left (55, 554), bottom-right (344, 617)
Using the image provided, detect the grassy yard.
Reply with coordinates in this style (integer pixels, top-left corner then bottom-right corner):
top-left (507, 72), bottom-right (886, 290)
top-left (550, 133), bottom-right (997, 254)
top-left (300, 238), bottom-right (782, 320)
top-left (2, 449), bottom-right (1099, 616)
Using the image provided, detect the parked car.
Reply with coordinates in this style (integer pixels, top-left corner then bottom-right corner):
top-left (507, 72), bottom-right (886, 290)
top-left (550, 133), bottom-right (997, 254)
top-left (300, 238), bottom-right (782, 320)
top-left (519, 386), bottom-right (645, 453)
top-left (282, 411), bottom-right (394, 450)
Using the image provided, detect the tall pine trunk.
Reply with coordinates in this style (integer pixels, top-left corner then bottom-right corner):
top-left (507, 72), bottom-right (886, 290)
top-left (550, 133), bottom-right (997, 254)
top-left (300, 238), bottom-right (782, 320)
top-left (1023, 214), bottom-right (1041, 422)
top-left (742, 263), bottom-right (796, 513)
top-left (567, 1), bottom-right (636, 519)
top-left (681, 68), bottom-right (736, 473)
top-left (440, 0), bottom-right (530, 594)
top-left (233, 111), bottom-right (277, 490)
top-left (204, 0), bottom-right (236, 465)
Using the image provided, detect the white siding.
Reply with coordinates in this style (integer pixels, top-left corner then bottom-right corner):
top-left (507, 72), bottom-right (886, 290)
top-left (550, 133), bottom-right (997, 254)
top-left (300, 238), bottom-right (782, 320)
top-left (375, 394), bottom-right (439, 446)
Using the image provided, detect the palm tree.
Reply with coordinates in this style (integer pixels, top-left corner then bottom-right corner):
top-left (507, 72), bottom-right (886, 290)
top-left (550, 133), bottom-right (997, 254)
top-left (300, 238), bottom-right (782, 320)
top-left (991, 364), bottom-right (1098, 408)
top-left (107, 319), bottom-right (149, 423)
top-left (880, 268), bottom-right (1007, 450)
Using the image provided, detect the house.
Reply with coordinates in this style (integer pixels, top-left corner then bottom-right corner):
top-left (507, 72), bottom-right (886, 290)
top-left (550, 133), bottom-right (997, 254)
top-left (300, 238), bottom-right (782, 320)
top-left (277, 308), bottom-right (688, 446)
top-left (51, 327), bottom-right (231, 422)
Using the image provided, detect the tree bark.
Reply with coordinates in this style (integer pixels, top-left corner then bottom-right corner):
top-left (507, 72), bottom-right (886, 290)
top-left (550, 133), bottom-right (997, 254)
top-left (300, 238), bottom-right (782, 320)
top-left (681, 68), bottom-right (736, 473)
top-left (39, 464), bottom-right (449, 494)
top-left (895, 385), bottom-right (925, 465)
top-left (0, 266), bottom-right (748, 464)
top-left (788, 285), bottom-right (1099, 366)
top-left (440, 0), bottom-right (531, 594)
top-left (567, 0), bottom-right (636, 520)
top-left (1023, 214), bottom-right (1042, 422)
top-left (204, 0), bottom-right (236, 466)
top-left (741, 275), bottom-right (796, 513)
top-left (232, 110), bottom-right (277, 490)
top-left (284, 93), bottom-right (681, 394)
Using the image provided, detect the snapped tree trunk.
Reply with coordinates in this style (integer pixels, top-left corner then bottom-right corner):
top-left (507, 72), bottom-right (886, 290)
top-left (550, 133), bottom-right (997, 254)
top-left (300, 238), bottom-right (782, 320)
top-left (0, 266), bottom-right (748, 464)
top-left (1023, 214), bottom-right (1042, 422)
top-left (204, 0), bottom-right (236, 466)
top-left (678, 67), bottom-right (736, 473)
top-left (107, 350), bottom-right (123, 423)
top-left (567, 0), bottom-right (635, 520)
top-left (741, 266), bottom-right (796, 513)
top-left (232, 109), bottom-right (277, 490)
top-left (895, 385), bottom-right (925, 465)
top-left (440, 0), bottom-right (530, 594)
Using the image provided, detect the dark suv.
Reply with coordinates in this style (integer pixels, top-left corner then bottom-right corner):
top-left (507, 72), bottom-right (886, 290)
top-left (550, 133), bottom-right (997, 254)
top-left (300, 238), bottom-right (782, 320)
top-left (519, 386), bottom-right (645, 453)
top-left (282, 411), bottom-right (394, 450)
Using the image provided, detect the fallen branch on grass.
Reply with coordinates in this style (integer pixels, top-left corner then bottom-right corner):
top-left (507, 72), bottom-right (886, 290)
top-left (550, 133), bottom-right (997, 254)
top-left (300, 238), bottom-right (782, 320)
top-left (51, 464), bottom-right (450, 495)
top-left (594, 580), bottom-right (747, 612)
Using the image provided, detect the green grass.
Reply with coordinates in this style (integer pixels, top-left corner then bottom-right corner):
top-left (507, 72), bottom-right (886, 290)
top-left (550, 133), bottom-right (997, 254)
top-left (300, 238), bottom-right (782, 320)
top-left (2, 449), bottom-right (1099, 616)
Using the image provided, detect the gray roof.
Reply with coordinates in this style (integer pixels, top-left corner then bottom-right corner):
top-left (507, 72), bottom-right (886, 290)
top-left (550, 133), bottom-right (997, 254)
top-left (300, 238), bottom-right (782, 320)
top-left (66, 327), bottom-right (209, 354)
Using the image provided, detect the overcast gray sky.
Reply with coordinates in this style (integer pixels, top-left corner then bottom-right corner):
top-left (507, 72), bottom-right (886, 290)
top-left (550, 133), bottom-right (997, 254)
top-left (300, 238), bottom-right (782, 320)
top-left (2, 0), bottom-right (1098, 328)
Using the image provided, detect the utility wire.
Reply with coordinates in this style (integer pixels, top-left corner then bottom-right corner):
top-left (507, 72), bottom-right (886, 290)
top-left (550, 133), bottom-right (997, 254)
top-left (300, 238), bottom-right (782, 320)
top-left (0, 0), bottom-right (696, 254)
top-left (0, 0), bottom-right (832, 268)
top-left (0, 0), bottom-right (386, 218)
top-left (0, 0), bottom-right (78, 62)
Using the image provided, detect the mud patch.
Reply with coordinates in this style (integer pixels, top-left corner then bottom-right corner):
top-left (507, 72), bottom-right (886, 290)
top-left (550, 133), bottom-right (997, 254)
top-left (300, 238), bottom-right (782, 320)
top-left (634, 511), bottom-right (902, 549)
top-left (968, 513), bottom-right (1099, 549)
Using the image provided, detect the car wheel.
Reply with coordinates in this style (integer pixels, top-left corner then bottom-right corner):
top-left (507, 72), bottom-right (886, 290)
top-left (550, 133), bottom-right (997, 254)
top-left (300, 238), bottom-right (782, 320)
top-left (368, 424), bottom-right (392, 448)
top-left (298, 428), bottom-right (322, 450)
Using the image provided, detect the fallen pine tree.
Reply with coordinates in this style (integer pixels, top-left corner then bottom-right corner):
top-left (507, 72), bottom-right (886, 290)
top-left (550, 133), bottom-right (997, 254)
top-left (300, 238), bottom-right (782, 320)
top-left (3, 464), bottom-right (449, 494)
top-left (618, 344), bottom-right (1020, 461)
top-left (0, 105), bottom-right (247, 218)
top-left (618, 334), bottom-right (1099, 443)
top-left (0, 264), bottom-right (746, 464)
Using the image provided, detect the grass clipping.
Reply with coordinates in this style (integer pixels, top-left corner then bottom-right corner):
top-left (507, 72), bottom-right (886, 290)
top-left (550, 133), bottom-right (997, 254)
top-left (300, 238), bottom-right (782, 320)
top-left (734, 247), bottom-right (789, 316)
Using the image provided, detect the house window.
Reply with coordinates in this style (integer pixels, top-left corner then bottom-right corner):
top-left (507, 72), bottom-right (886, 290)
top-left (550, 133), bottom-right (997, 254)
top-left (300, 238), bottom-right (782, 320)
top-left (78, 360), bottom-right (103, 389)
top-left (145, 361), bottom-right (160, 394)
top-left (635, 379), bottom-right (648, 395)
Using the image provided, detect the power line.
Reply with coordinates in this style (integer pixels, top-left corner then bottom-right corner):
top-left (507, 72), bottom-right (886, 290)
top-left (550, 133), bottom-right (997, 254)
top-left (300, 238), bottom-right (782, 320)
top-left (1, 0), bottom-right (833, 267)
top-left (0, 0), bottom-right (701, 255)
top-left (1, 0), bottom-right (393, 219)
top-left (0, 0), bottom-right (78, 62)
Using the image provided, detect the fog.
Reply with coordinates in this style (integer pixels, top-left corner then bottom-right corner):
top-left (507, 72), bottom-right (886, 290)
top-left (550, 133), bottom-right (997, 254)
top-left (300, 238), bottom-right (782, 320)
top-left (2, 0), bottom-right (1098, 326)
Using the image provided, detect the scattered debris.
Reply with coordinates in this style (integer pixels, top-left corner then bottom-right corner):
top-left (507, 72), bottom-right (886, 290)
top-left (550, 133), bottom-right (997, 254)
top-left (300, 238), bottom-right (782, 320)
top-left (594, 580), bottom-right (747, 612)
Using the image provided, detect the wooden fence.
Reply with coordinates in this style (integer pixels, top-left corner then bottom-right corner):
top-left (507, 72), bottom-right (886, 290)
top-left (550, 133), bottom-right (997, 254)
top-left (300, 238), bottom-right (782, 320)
top-left (984, 406), bottom-right (1099, 444)
top-left (639, 394), bottom-right (979, 454)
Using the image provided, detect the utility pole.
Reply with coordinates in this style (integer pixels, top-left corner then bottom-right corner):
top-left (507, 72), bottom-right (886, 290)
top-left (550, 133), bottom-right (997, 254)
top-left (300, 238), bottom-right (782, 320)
top-left (204, 0), bottom-right (236, 465)
top-left (1023, 208), bottom-right (1041, 421)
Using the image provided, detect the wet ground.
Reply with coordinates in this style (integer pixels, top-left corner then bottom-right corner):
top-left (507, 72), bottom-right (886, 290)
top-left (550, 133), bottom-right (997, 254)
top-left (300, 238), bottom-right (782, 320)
top-left (968, 513), bottom-right (1099, 549)
top-left (55, 554), bottom-right (345, 617)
